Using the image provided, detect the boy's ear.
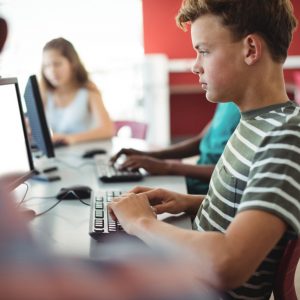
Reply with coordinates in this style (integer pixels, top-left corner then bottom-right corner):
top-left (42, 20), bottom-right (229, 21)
top-left (0, 18), bottom-right (8, 52)
top-left (243, 34), bottom-right (262, 65)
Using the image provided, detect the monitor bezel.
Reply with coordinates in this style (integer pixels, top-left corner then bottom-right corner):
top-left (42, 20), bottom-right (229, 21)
top-left (24, 74), bottom-right (55, 158)
top-left (0, 77), bottom-right (35, 190)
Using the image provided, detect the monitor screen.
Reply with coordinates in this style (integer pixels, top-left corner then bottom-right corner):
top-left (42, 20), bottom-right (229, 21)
top-left (23, 74), bottom-right (55, 158)
top-left (0, 77), bottom-right (34, 190)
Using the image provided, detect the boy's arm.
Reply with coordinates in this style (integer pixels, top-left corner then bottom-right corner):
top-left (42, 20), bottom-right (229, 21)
top-left (134, 210), bottom-right (286, 290)
top-left (110, 192), bottom-right (287, 290)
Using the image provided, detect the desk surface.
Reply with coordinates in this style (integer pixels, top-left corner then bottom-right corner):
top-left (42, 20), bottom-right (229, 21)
top-left (25, 138), bottom-right (190, 259)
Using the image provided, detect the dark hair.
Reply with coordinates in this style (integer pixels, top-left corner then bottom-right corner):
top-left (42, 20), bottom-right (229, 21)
top-left (41, 37), bottom-right (89, 90)
top-left (176, 0), bottom-right (298, 63)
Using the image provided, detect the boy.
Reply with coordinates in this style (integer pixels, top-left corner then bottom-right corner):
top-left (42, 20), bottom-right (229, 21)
top-left (108, 0), bottom-right (300, 299)
top-left (111, 102), bottom-right (240, 195)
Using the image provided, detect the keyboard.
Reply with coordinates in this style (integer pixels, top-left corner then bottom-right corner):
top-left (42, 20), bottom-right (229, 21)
top-left (94, 156), bottom-right (143, 183)
top-left (89, 190), bottom-right (124, 240)
top-left (89, 190), bottom-right (193, 241)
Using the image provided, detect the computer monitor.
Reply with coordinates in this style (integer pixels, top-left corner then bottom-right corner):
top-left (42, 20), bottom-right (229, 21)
top-left (0, 77), bottom-right (34, 190)
top-left (23, 75), bottom-right (60, 181)
top-left (23, 74), bottom-right (54, 158)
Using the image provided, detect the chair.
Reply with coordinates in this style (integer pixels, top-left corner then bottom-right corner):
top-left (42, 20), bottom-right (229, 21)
top-left (273, 238), bottom-right (300, 300)
top-left (114, 120), bottom-right (148, 140)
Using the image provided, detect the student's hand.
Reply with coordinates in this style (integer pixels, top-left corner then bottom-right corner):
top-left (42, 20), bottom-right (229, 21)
top-left (110, 148), bottom-right (147, 164)
top-left (108, 192), bottom-right (157, 234)
top-left (129, 186), bottom-right (199, 215)
top-left (118, 156), bottom-right (171, 175)
top-left (130, 186), bottom-right (204, 215)
top-left (137, 187), bottom-right (192, 214)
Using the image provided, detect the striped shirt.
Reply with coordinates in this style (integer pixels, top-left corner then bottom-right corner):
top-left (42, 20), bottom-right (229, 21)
top-left (193, 101), bottom-right (300, 300)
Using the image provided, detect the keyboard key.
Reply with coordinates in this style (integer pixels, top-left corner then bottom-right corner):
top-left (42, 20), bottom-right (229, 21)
top-left (89, 190), bottom-right (125, 240)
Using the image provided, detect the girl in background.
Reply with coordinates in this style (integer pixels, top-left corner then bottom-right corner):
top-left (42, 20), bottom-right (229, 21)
top-left (40, 37), bottom-right (114, 145)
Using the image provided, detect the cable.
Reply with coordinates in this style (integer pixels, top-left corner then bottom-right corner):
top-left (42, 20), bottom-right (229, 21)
top-left (16, 182), bottom-right (29, 207)
top-left (23, 195), bottom-right (57, 203)
top-left (34, 199), bottom-right (63, 217)
top-left (78, 199), bottom-right (90, 206)
top-left (22, 190), bottom-right (91, 218)
top-left (64, 190), bottom-right (91, 206)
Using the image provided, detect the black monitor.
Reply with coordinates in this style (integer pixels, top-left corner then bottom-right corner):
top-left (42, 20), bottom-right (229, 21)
top-left (23, 75), bottom-right (60, 182)
top-left (23, 74), bottom-right (55, 158)
top-left (0, 77), bottom-right (35, 190)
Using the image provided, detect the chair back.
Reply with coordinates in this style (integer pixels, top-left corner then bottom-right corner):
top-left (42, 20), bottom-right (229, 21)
top-left (273, 238), bottom-right (300, 300)
top-left (114, 120), bottom-right (148, 140)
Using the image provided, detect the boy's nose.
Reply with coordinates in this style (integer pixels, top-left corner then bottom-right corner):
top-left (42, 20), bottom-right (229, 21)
top-left (191, 60), bottom-right (203, 75)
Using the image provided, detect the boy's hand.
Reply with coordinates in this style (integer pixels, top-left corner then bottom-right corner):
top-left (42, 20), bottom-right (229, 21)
top-left (130, 186), bottom-right (204, 216)
top-left (139, 188), bottom-right (191, 214)
top-left (108, 192), bottom-right (157, 234)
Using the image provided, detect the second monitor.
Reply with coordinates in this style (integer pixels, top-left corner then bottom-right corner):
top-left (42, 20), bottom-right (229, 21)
top-left (24, 74), bottom-right (55, 158)
top-left (23, 74), bottom-right (60, 181)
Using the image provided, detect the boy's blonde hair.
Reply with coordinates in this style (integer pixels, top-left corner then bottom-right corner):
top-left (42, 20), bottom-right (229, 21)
top-left (176, 0), bottom-right (297, 63)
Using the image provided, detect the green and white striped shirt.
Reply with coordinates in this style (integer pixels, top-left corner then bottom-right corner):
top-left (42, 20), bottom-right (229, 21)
top-left (193, 101), bottom-right (300, 300)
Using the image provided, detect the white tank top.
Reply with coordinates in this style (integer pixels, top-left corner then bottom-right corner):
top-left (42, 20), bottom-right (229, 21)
top-left (46, 88), bottom-right (95, 134)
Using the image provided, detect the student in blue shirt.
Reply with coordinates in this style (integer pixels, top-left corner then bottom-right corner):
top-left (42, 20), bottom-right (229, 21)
top-left (111, 102), bottom-right (240, 194)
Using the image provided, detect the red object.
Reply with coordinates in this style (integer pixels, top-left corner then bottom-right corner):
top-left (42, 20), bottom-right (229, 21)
top-left (114, 121), bottom-right (148, 140)
top-left (273, 238), bottom-right (300, 300)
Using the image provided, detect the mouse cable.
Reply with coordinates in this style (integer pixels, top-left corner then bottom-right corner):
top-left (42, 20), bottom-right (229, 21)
top-left (67, 190), bottom-right (90, 206)
top-left (20, 195), bottom-right (61, 217)
top-left (22, 190), bottom-right (78, 217)
top-left (24, 193), bottom-right (90, 206)
top-left (16, 182), bottom-right (29, 207)
top-left (34, 199), bottom-right (63, 217)
top-left (18, 197), bottom-right (60, 218)
top-left (23, 195), bottom-right (57, 203)
top-left (23, 192), bottom-right (90, 218)
top-left (79, 199), bottom-right (90, 206)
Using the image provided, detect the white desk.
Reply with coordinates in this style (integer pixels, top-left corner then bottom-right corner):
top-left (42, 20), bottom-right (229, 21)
top-left (25, 138), bottom-right (190, 259)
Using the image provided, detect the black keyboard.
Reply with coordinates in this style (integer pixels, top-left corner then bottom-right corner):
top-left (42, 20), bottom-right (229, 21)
top-left (94, 157), bottom-right (143, 183)
top-left (89, 190), bottom-right (124, 240)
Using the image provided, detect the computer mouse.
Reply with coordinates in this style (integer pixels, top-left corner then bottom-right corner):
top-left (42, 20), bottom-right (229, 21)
top-left (56, 185), bottom-right (92, 200)
top-left (82, 148), bottom-right (107, 158)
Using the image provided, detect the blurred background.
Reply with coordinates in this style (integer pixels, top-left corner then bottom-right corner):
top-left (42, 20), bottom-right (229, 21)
top-left (0, 0), bottom-right (299, 147)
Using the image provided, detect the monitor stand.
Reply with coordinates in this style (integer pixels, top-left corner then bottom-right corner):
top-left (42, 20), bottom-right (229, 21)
top-left (32, 155), bottom-right (61, 182)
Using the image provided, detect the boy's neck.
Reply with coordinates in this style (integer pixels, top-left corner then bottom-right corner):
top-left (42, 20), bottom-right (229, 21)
top-left (235, 62), bottom-right (289, 112)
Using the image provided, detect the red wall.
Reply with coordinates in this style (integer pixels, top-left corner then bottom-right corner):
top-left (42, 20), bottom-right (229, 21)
top-left (143, 0), bottom-right (300, 58)
top-left (142, 0), bottom-right (300, 139)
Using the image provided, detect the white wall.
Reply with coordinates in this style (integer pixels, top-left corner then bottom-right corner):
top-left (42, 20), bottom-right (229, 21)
top-left (0, 0), bottom-right (144, 121)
